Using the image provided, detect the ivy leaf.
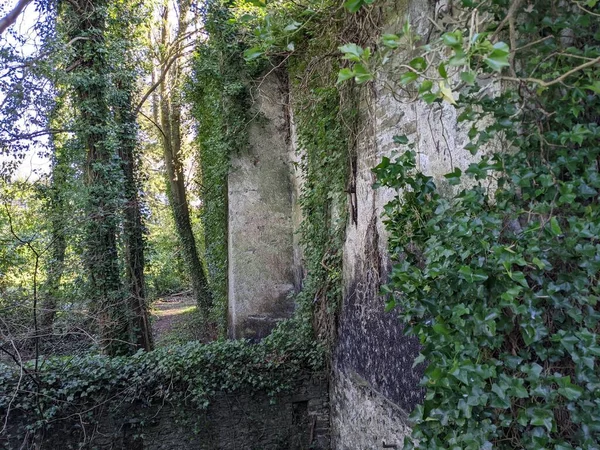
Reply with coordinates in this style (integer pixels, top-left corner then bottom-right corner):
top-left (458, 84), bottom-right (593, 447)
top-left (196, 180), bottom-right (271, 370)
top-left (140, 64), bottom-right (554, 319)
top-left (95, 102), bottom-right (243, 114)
top-left (339, 43), bottom-right (363, 61)
top-left (460, 71), bottom-right (476, 85)
top-left (438, 62), bottom-right (448, 79)
top-left (393, 135), bottom-right (409, 145)
top-left (444, 167), bottom-right (462, 185)
top-left (418, 80), bottom-right (433, 93)
top-left (432, 319), bottom-right (450, 335)
top-left (438, 81), bottom-right (457, 105)
top-left (412, 353), bottom-right (426, 368)
top-left (344, 0), bottom-right (365, 13)
top-left (382, 34), bottom-right (400, 49)
top-left (422, 92), bottom-right (438, 104)
top-left (353, 63), bottom-right (373, 84)
top-left (442, 31), bottom-right (462, 49)
top-left (336, 68), bottom-right (354, 84)
top-left (448, 50), bottom-right (467, 66)
top-left (283, 21), bottom-right (301, 32)
top-left (409, 57), bottom-right (427, 71)
top-left (243, 46), bottom-right (263, 61)
top-left (558, 384), bottom-right (583, 401)
top-left (458, 265), bottom-right (488, 283)
top-left (508, 271), bottom-right (529, 288)
top-left (530, 408), bottom-right (554, 432)
top-left (400, 71), bottom-right (418, 85)
top-left (549, 217), bottom-right (562, 236)
top-left (585, 81), bottom-right (600, 94)
top-left (385, 298), bottom-right (396, 312)
top-left (484, 42), bottom-right (510, 71)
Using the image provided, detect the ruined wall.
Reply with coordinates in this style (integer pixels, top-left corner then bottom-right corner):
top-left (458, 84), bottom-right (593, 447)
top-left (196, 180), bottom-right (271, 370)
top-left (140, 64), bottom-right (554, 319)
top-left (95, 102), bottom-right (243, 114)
top-left (223, 0), bottom-right (487, 446)
top-left (227, 71), bottom-right (299, 340)
top-left (3, 377), bottom-right (329, 450)
top-left (329, 1), bottom-right (486, 448)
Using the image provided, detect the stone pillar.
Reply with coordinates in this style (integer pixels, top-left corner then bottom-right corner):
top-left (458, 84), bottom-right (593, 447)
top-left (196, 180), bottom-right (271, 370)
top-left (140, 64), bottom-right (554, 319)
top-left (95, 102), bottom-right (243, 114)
top-left (227, 71), bottom-right (297, 340)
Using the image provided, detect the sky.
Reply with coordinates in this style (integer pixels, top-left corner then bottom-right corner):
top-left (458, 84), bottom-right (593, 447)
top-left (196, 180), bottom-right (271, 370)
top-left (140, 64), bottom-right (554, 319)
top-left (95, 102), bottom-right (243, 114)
top-left (0, 0), bottom-right (51, 181)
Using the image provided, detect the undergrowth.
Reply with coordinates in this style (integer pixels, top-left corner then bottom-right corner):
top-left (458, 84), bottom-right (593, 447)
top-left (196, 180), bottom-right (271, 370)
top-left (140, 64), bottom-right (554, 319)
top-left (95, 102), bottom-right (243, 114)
top-left (0, 322), bottom-right (323, 445)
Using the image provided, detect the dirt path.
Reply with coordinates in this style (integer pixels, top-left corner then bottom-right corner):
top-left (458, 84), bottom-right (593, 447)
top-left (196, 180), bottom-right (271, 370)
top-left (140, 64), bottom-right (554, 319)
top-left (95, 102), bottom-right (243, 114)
top-left (152, 293), bottom-right (196, 345)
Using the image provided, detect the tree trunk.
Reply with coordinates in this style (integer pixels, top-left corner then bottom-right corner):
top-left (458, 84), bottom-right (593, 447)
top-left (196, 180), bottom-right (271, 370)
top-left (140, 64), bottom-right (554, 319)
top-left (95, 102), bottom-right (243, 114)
top-left (117, 86), bottom-right (153, 352)
top-left (66, 0), bottom-right (130, 356)
top-left (155, 2), bottom-right (212, 319)
top-left (39, 134), bottom-right (69, 336)
top-left (39, 202), bottom-right (67, 336)
top-left (159, 80), bottom-right (212, 319)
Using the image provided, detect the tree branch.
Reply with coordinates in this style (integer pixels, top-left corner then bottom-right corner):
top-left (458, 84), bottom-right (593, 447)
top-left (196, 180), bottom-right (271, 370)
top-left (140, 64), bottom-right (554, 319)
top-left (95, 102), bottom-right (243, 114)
top-left (502, 55), bottom-right (600, 87)
top-left (138, 110), bottom-right (166, 139)
top-left (491, 0), bottom-right (524, 41)
top-left (133, 48), bottom-right (192, 115)
top-left (0, 0), bottom-right (32, 36)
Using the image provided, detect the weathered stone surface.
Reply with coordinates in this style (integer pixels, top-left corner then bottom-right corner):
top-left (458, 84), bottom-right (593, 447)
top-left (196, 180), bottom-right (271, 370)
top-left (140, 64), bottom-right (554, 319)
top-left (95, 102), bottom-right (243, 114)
top-left (289, 93), bottom-right (306, 292)
top-left (228, 70), bottom-right (298, 340)
top-left (3, 377), bottom-right (329, 450)
top-left (330, 0), bottom-right (487, 447)
top-left (331, 370), bottom-right (412, 450)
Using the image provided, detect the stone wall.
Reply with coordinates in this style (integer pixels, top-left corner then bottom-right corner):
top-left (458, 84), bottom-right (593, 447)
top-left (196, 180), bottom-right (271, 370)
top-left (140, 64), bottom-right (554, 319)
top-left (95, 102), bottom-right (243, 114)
top-left (223, 0), bottom-right (488, 446)
top-left (2, 377), bottom-right (330, 450)
top-left (227, 70), bottom-right (299, 340)
top-left (329, 0), bottom-right (486, 448)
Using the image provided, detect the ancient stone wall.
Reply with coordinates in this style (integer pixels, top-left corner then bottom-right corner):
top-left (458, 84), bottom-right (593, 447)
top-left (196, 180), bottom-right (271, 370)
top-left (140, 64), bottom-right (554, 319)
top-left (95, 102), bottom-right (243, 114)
top-left (227, 70), bottom-right (300, 340)
top-left (223, 0), bottom-right (487, 446)
top-left (329, 0), bottom-right (487, 448)
top-left (2, 377), bottom-right (329, 450)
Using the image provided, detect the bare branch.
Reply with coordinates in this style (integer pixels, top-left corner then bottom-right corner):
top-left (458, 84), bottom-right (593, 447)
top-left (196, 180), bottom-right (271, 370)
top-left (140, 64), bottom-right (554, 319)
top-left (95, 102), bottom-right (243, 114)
top-left (138, 110), bottom-right (167, 139)
top-left (133, 48), bottom-right (192, 114)
top-left (491, 0), bottom-right (524, 41)
top-left (0, 0), bottom-right (32, 36)
top-left (502, 55), bottom-right (600, 87)
top-left (575, 1), bottom-right (600, 17)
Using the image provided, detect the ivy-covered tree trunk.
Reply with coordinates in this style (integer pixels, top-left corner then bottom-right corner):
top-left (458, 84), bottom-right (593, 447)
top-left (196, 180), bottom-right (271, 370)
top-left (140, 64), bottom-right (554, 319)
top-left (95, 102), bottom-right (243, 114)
top-left (39, 168), bottom-right (67, 335)
top-left (159, 78), bottom-right (212, 319)
top-left (65, 0), bottom-right (130, 356)
top-left (117, 85), bottom-right (153, 352)
top-left (156, 2), bottom-right (212, 319)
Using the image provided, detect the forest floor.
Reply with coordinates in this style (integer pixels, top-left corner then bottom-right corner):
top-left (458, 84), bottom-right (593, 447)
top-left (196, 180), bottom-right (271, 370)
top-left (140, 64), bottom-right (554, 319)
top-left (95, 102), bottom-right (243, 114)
top-left (151, 293), bottom-right (201, 346)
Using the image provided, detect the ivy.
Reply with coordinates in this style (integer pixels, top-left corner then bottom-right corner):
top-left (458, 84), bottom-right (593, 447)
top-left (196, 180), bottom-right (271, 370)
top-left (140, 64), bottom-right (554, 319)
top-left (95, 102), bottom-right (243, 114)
top-left (284, 3), bottom-right (357, 343)
top-left (293, 82), bottom-right (353, 342)
top-left (188, 0), bottom-right (354, 341)
top-left (370, 0), bottom-right (600, 448)
top-left (188, 0), bottom-right (261, 335)
top-left (0, 320), bottom-right (324, 441)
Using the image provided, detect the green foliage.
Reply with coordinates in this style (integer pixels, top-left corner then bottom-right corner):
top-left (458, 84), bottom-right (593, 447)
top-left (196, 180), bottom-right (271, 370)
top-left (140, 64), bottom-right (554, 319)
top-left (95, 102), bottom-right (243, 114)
top-left (189, 0), bottom-right (353, 341)
top-left (145, 211), bottom-right (190, 298)
top-left (337, 16), bottom-right (510, 105)
top-left (292, 83), bottom-right (352, 340)
top-left (188, 0), bottom-right (260, 335)
top-left (373, 0), bottom-right (600, 448)
top-left (0, 322), bottom-right (324, 440)
top-left (0, 182), bottom-right (47, 325)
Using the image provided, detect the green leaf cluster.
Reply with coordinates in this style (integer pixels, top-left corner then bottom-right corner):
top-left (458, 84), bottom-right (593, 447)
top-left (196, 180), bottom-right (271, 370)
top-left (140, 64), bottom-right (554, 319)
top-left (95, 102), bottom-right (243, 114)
top-left (0, 318), bottom-right (324, 441)
top-left (375, 0), bottom-right (600, 447)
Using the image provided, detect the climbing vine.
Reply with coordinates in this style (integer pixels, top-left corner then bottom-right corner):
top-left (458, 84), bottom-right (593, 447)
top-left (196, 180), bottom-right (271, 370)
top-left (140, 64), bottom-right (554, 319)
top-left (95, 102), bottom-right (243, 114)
top-left (189, 0), bottom-right (360, 342)
top-left (352, 0), bottom-right (600, 447)
top-left (292, 82), bottom-right (354, 343)
top-left (188, 0), bottom-right (263, 334)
